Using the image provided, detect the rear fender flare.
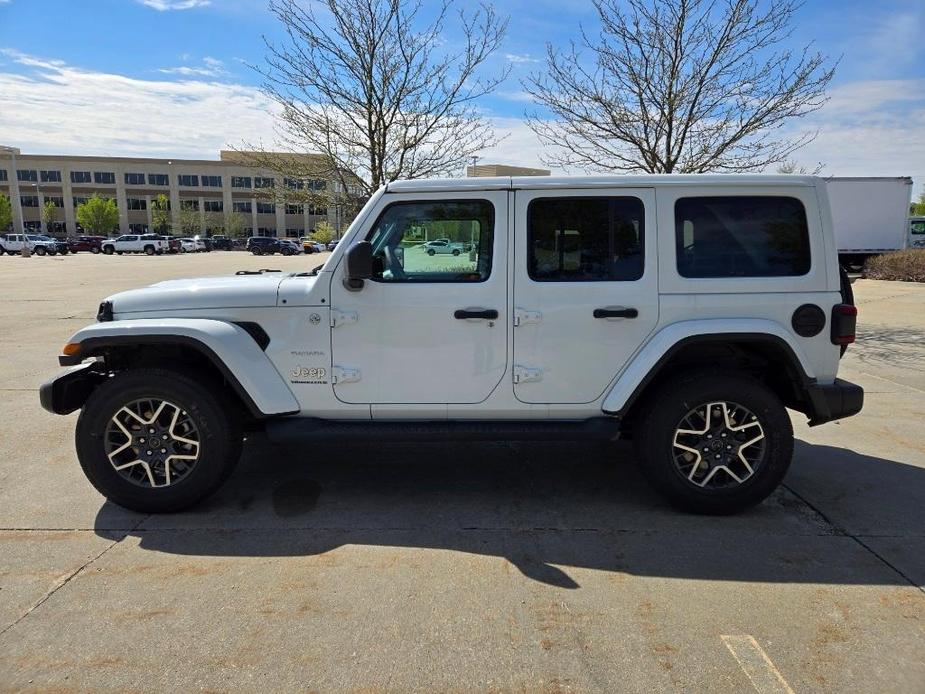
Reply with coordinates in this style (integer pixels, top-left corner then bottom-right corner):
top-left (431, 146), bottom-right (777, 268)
top-left (601, 319), bottom-right (816, 415)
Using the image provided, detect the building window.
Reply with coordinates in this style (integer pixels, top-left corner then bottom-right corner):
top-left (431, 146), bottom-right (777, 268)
top-left (40, 170), bottom-right (62, 183)
top-left (20, 195), bottom-right (40, 208)
top-left (308, 204), bottom-right (327, 216)
top-left (180, 199), bottom-right (199, 211)
top-left (17, 169), bottom-right (38, 182)
top-left (231, 176), bottom-right (252, 188)
top-left (204, 200), bottom-right (223, 212)
top-left (255, 177), bottom-right (275, 189)
top-left (178, 174), bottom-right (199, 187)
top-left (127, 198), bottom-right (147, 211)
top-left (73, 196), bottom-right (89, 208)
top-left (284, 177), bottom-right (304, 190)
top-left (527, 197), bottom-right (645, 282)
top-left (129, 223), bottom-right (148, 233)
top-left (94, 171), bottom-right (115, 185)
top-left (309, 179), bottom-right (326, 191)
top-left (125, 172), bottom-right (146, 185)
top-left (0, 169), bottom-right (7, 182)
top-left (285, 203), bottom-right (303, 215)
top-left (46, 196), bottom-right (65, 207)
top-left (148, 173), bottom-right (168, 186)
top-left (256, 201), bottom-right (275, 214)
top-left (257, 227), bottom-right (276, 237)
top-left (201, 175), bottom-right (222, 188)
top-left (70, 171), bottom-right (91, 184)
top-left (674, 196), bottom-right (810, 278)
top-left (232, 201), bottom-right (252, 213)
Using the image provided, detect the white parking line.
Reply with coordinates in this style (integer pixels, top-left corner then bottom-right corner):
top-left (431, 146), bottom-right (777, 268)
top-left (721, 634), bottom-right (795, 694)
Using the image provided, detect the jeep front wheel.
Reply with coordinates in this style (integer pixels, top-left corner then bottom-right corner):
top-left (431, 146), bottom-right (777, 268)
top-left (76, 369), bottom-right (242, 513)
top-left (635, 373), bottom-right (793, 515)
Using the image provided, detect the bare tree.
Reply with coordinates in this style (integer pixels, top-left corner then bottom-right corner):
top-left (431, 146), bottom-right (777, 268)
top-left (255, 0), bottom-right (509, 197)
top-left (524, 0), bottom-right (837, 173)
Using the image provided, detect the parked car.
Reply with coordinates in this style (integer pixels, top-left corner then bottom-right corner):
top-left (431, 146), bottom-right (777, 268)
top-left (422, 239), bottom-right (468, 256)
top-left (156, 236), bottom-right (181, 254)
top-left (300, 237), bottom-right (326, 254)
top-left (210, 235), bottom-right (235, 251)
top-left (0, 233), bottom-right (61, 255)
top-left (101, 234), bottom-right (169, 256)
top-left (37, 235), bottom-right (70, 255)
top-left (40, 174), bottom-right (864, 515)
top-left (68, 236), bottom-right (107, 254)
top-left (177, 238), bottom-right (206, 253)
top-left (326, 239), bottom-right (340, 251)
top-left (246, 236), bottom-right (287, 256)
top-left (198, 237), bottom-right (213, 252)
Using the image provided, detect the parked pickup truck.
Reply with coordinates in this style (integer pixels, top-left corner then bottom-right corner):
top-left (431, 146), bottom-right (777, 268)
top-left (0, 233), bottom-right (63, 255)
top-left (101, 234), bottom-right (169, 256)
top-left (40, 174), bottom-right (863, 516)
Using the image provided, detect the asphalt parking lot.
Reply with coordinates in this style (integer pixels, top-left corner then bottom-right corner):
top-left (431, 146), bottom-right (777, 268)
top-left (0, 252), bottom-right (923, 692)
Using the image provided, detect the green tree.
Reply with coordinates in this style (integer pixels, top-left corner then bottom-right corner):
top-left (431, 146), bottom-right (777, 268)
top-left (176, 206), bottom-right (201, 236)
top-left (311, 220), bottom-right (335, 243)
top-left (222, 211), bottom-right (248, 238)
top-left (42, 200), bottom-right (58, 235)
top-left (0, 193), bottom-right (11, 232)
top-left (76, 194), bottom-right (119, 235)
top-left (151, 194), bottom-right (171, 234)
top-left (911, 190), bottom-right (925, 216)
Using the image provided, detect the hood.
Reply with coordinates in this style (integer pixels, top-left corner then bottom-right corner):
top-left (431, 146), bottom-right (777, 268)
top-left (107, 274), bottom-right (293, 314)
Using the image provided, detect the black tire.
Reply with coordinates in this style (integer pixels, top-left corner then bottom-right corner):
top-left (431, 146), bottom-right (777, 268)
top-left (634, 371), bottom-right (793, 515)
top-left (35, 246), bottom-right (47, 256)
top-left (91, 246), bottom-right (101, 254)
top-left (452, 248), bottom-right (460, 256)
top-left (427, 249), bottom-right (436, 256)
top-left (103, 245), bottom-right (114, 254)
top-left (144, 245), bottom-right (155, 256)
top-left (75, 369), bottom-right (243, 513)
top-left (251, 246), bottom-right (263, 255)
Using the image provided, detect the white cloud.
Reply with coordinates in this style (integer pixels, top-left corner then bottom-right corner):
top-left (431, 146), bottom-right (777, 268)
top-left (138, 0), bottom-right (211, 10)
top-left (0, 50), bottom-right (921, 193)
top-left (158, 57), bottom-right (227, 77)
top-left (0, 50), bottom-right (277, 159)
top-left (505, 53), bottom-right (540, 64)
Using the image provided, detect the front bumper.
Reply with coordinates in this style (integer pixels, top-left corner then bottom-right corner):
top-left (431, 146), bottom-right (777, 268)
top-left (805, 378), bottom-right (864, 426)
top-left (39, 363), bottom-right (107, 415)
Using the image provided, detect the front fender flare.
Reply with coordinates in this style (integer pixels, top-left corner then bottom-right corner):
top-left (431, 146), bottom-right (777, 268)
top-left (59, 319), bottom-right (300, 417)
top-left (601, 319), bottom-right (816, 416)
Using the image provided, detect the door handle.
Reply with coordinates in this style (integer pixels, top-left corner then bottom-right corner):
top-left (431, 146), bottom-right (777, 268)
top-left (454, 308), bottom-right (499, 320)
top-left (593, 307), bottom-right (638, 319)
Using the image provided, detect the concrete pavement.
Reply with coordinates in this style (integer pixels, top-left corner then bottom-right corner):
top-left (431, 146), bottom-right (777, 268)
top-left (0, 253), bottom-right (922, 692)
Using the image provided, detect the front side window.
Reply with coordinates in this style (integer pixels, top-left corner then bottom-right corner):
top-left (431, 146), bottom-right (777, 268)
top-left (366, 199), bottom-right (494, 283)
top-left (528, 197), bottom-right (644, 281)
top-left (675, 196), bottom-right (810, 278)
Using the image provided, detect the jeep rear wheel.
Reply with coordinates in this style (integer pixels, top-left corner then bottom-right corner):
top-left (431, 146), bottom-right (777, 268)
top-left (635, 372), bottom-right (793, 514)
top-left (76, 369), bottom-right (242, 513)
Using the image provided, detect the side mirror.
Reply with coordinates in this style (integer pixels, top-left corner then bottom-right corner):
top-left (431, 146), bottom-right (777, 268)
top-left (343, 240), bottom-right (373, 291)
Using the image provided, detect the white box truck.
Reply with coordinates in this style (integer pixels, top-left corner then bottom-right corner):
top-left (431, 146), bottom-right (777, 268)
top-left (825, 177), bottom-right (914, 269)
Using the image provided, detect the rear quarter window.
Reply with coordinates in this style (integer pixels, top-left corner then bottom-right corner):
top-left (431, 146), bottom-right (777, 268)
top-left (675, 196), bottom-right (810, 278)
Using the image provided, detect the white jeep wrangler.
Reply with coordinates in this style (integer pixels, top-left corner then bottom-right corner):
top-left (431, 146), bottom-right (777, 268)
top-left (40, 175), bottom-right (862, 514)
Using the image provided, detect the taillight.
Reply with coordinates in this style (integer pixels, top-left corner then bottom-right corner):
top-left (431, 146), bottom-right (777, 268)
top-left (831, 304), bottom-right (857, 345)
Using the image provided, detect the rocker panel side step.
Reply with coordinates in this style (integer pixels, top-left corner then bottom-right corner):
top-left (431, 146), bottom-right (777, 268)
top-left (264, 416), bottom-right (621, 444)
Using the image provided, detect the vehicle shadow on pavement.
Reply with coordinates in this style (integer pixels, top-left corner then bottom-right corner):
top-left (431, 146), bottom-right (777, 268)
top-left (94, 439), bottom-right (924, 589)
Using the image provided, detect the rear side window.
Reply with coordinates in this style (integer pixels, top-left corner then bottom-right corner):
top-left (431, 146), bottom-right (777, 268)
top-left (675, 196), bottom-right (810, 278)
top-left (528, 197), bottom-right (644, 281)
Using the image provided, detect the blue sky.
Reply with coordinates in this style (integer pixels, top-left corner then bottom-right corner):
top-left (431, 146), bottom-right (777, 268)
top-left (0, 0), bottom-right (923, 190)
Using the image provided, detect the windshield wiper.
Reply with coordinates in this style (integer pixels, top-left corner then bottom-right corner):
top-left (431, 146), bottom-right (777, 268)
top-left (235, 268), bottom-right (283, 276)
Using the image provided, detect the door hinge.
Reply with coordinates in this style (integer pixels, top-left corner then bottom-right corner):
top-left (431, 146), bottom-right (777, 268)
top-left (513, 365), bottom-right (543, 384)
top-left (330, 310), bottom-right (358, 327)
top-left (331, 366), bottom-right (361, 384)
top-left (513, 308), bottom-right (542, 327)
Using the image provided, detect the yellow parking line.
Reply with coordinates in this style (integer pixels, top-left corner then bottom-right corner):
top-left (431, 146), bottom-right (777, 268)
top-left (721, 634), bottom-right (795, 694)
